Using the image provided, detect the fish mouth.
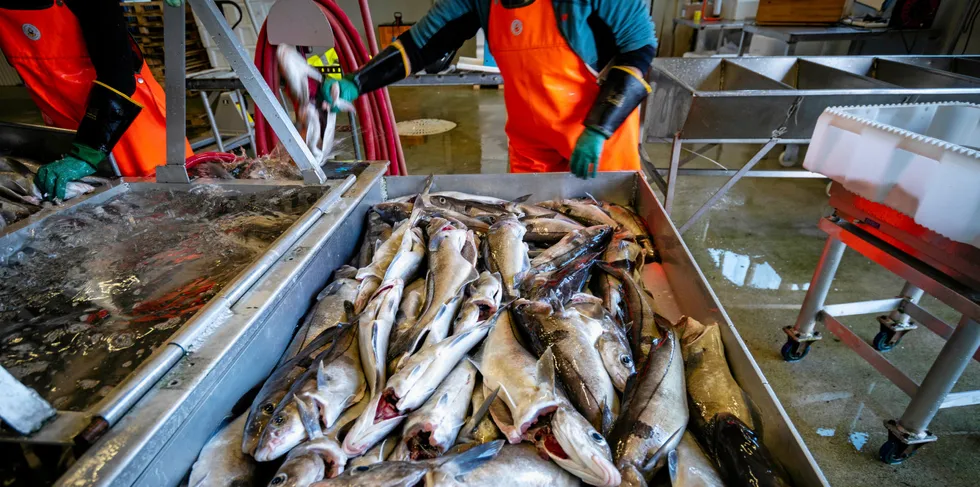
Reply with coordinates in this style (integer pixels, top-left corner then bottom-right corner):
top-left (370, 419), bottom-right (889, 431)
top-left (517, 404), bottom-right (558, 438)
top-left (406, 430), bottom-right (442, 460)
top-left (473, 300), bottom-right (497, 320)
top-left (374, 389), bottom-right (401, 422)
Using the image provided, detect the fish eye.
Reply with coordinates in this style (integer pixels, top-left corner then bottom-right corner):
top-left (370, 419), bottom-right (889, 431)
top-left (437, 197), bottom-right (447, 204)
top-left (590, 432), bottom-right (605, 443)
top-left (270, 474), bottom-right (286, 485)
top-left (620, 355), bottom-right (633, 366)
top-left (262, 403), bottom-right (275, 414)
top-left (273, 414), bottom-right (285, 425)
top-left (355, 466), bottom-right (370, 472)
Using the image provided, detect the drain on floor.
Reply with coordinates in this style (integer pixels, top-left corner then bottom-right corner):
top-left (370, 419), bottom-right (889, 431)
top-left (396, 118), bottom-right (457, 136)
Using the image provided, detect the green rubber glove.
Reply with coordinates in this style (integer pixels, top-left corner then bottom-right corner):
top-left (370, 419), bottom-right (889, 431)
top-left (165, 0), bottom-right (181, 7)
top-left (317, 75), bottom-right (359, 113)
top-left (35, 143), bottom-right (101, 201)
top-left (570, 128), bottom-right (608, 179)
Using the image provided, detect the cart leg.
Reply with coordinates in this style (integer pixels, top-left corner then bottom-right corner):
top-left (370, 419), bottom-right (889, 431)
top-left (880, 316), bottom-right (980, 464)
top-left (874, 283), bottom-right (925, 352)
top-left (234, 89), bottom-right (255, 157)
top-left (782, 236), bottom-right (846, 361)
top-left (665, 133), bottom-right (681, 216)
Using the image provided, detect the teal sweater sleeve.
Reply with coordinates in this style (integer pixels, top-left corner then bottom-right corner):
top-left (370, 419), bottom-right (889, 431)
top-left (399, 0), bottom-right (486, 72)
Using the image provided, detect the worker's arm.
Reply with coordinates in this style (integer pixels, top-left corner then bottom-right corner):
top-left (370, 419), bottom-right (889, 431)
top-left (571, 0), bottom-right (656, 178)
top-left (319, 0), bottom-right (480, 111)
top-left (35, 0), bottom-right (143, 200)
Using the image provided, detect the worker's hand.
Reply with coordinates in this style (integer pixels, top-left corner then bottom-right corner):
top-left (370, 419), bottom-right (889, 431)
top-left (570, 128), bottom-right (608, 179)
top-left (35, 144), bottom-right (101, 201)
top-left (317, 75), bottom-right (359, 113)
top-left (164, 0), bottom-right (182, 7)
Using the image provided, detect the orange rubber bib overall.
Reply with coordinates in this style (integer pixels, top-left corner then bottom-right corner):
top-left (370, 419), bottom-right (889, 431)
top-left (0, 3), bottom-right (189, 177)
top-left (488, 0), bottom-right (641, 173)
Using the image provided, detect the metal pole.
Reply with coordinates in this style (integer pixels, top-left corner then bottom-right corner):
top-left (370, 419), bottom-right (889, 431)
top-left (0, 366), bottom-right (55, 434)
top-left (891, 283), bottom-right (925, 326)
top-left (348, 111), bottom-right (364, 160)
top-left (792, 236), bottom-right (847, 338)
top-left (187, 0), bottom-right (326, 184)
top-left (678, 138), bottom-right (778, 234)
top-left (899, 316), bottom-right (980, 435)
top-left (159, 1), bottom-right (191, 183)
top-left (234, 89), bottom-right (256, 157)
top-left (665, 133), bottom-right (681, 215)
top-left (200, 91), bottom-right (225, 152)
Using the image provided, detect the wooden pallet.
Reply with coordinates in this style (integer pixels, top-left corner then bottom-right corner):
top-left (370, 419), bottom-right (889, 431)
top-left (121, 0), bottom-right (212, 83)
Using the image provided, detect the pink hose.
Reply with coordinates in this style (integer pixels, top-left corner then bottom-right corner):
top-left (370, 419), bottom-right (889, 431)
top-left (251, 0), bottom-right (406, 175)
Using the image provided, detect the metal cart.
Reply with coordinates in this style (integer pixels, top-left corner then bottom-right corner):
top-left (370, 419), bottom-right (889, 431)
top-left (782, 183), bottom-right (980, 464)
top-left (642, 55), bottom-right (980, 234)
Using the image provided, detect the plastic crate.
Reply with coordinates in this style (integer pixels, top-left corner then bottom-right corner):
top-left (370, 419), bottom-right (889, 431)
top-left (804, 103), bottom-right (980, 247)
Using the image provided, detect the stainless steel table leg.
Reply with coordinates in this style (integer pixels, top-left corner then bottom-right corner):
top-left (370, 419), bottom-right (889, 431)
top-left (874, 283), bottom-right (926, 352)
top-left (665, 133), bottom-right (681, 216)
top-left (781, 235), bottom-right (846, 361)
top-left (738, 31), bottom-right (752, 55)
top-left (880, 316), bottom-right (980, 463)
top-left (200, 91), bottom-right (225, 153)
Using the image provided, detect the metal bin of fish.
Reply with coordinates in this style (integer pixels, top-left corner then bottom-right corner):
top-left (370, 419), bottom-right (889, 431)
top-left (0, 166), bottom-right (384, 486)
top-left (119, 169), bottom-right (826, 487)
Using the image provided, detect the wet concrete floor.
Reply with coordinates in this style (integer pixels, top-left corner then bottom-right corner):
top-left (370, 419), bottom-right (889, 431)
top-left (388, 85), bottom-right (980, 487)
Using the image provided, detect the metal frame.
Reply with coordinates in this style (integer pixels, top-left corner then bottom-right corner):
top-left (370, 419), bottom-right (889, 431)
top-left (643, 55), bottom-right (980, 232)
top-left (395, 72), bottom-right (504, 86)
top-left (738, 25), bottom-right (941, 56)
top-left (163, 0), bottom-right (326, 184)
top-left (784, 216), bottom-right (980, 461)
top-left (672, 17), bottom-right (747, 55)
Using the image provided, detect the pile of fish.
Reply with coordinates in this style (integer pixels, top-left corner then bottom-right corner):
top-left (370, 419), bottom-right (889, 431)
top-left (190, 181), bottom-right (792, 487)
top-left (0, 156), bottom-right (105, 230)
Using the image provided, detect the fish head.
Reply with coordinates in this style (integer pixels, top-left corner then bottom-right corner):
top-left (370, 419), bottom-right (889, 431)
top-left (597, 335), bottom-right (635, 393)
top-left (243, 390), bottom-right (287, 455)
top-left (342, 394), bottom-right (405, 456)
top-left (545, 408), bottom-right (620, 487)
top-left (268, 452), bottom-right (325, 487)
top-left (255, 401), bottom-right (307, 462)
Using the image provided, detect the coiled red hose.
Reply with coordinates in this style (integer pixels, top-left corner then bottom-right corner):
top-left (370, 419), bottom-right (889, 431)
top-left (252, 0), bottom-right (407, 176)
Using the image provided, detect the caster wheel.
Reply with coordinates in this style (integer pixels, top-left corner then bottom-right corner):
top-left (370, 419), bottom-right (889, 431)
top-left (873, 330), bottom-right (898, 352)
top-left (779, 151), bottom-right (798, 167)
top-left (879, 439), bottom-right (917, 465)
top-left (781, 340), bottom-right (810, 362)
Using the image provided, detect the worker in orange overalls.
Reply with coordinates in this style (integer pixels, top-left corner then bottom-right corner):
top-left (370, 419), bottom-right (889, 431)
top-left (0, 0), bottom-right (190, 200)
top-left (318, 0), bottom-right (656, 178)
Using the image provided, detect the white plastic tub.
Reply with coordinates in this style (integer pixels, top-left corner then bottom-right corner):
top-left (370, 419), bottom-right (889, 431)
top-left (804, 103), bottom-right (980, 247)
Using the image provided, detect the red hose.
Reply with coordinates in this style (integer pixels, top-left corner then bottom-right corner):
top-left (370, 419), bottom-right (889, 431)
top-left (251, 0), bottom-right (406, 175)
top-left (185, 151), bottom-right (237, 170)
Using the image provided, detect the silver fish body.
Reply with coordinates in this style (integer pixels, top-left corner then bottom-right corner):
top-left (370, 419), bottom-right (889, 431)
top-left (668, 431), bottom-right (725, 487)
top-left (457, 377), bottom-right (503, 445)
top-left (513, 300), bottom-right (617, 435)
top-left (607, 326), bottom-right (687, 486)
top-left (318, 440), bottom-right (504, 487)
top-left (476, 310), bottom-right (559, 443)
top-left (596, 263), bottom-right (660, 366)
top-left (401, 361), bottom-right (477, 459)
top-left (357, 212), bottom-right (394, 269)
top-left (484, 215), bottom-right (530, 300)
top-left (255, 325), bottom-right (366, 462)
top-left (529, 225), bottom-right (612, 275)
top-left (431, 443), bottom-right (578, 487)
top-left (523, 216), bottom-right (585, 244)
top-left (566, 294), bottom-right (635, 393)
top-left (283, 278), bottom-right (358, 363)
top-left (453, 271), bottom-right (502, 334)
top-left (382, 226), bottom-right (425, 284)
top-left (189, 413), bottom-right (255, 487)
top-left (537, 199), bottom-right (618, 228)
top-left (347, 435), bottom-right (397, 469)
top-left (598, 202), bottom-right (656, 261)
top-left (358, 279), bottom-right (404, 397)
top-left (390, 278), bottom-right (425, 350)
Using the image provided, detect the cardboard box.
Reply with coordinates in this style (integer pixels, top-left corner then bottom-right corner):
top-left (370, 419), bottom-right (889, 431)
top-left (756, 0), bottom-right (848, 25)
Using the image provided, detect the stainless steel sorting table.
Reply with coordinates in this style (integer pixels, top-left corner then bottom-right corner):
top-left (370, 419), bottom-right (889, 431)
top-left (782, 183), bottom-right (980, 465)
top-left (642, 54), bottom-right (980, 234)
top-left (42, 169), bottom-right (827, 486)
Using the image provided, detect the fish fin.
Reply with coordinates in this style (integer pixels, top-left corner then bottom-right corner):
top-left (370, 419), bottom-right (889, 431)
top-left (584, 192), bottom-right (601, 206)
top-left (496, 382), bottom-right (516, 410)
top-left (296, 397), bottom-right (323, 439)
top-left (535, 347), bottom-right (557, 397)
top-left (463, 385), bottom-right (499, 439)
top-left (436, 391), bottom-right (451, 408)
top-left (422, 175), bottom-right (434, 196)
top-left (343, 300), bottom-right (356, 323)
top-left (550, 291), bottom-right (564, 313)
top-left (513, 194), bottom-right (532, 203)
top-left (316, 359), bottom-right (330, 389)
top-left (439, 439), bottom-right (504, 473)
top-left (316, 280), bottom-right (341, 301)
top-left (370, 321), bottom-right (385, 391)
